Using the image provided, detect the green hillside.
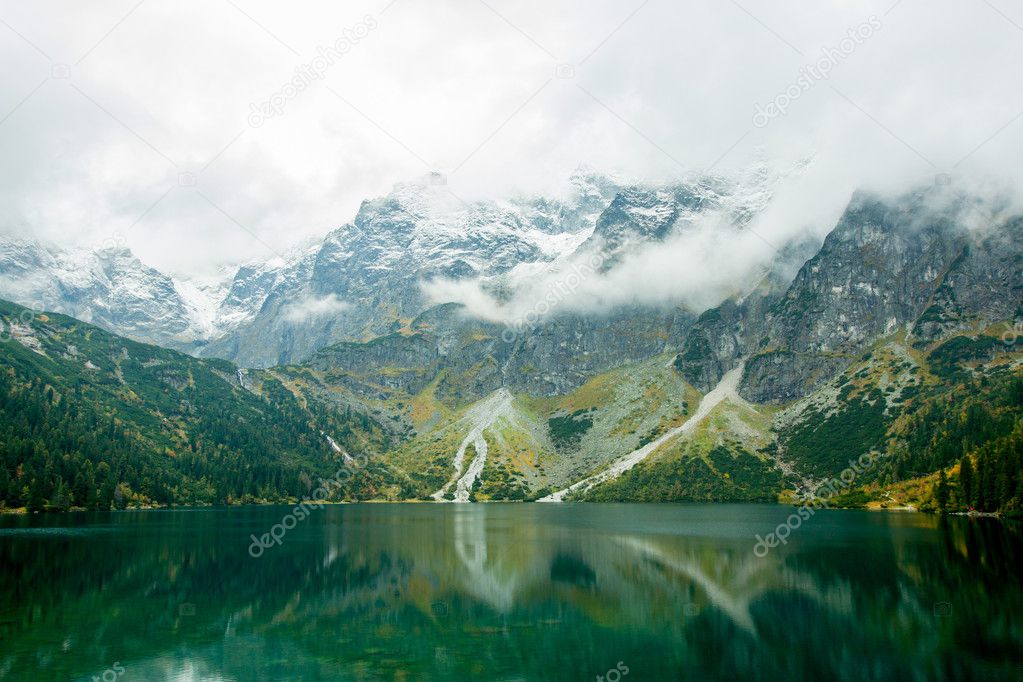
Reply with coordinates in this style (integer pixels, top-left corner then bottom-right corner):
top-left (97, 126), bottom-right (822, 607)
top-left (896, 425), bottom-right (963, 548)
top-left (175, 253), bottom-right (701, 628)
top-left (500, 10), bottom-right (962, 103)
top-left (2, 296), bottom-right (1021, 511)
top-left (0, 300), bottom-right (397, 511)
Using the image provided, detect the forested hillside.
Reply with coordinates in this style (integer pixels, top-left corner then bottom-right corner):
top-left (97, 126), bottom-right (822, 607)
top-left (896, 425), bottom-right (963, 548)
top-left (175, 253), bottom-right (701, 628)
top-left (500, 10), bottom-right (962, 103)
top-left (0, 300), bottom-right (401, 510)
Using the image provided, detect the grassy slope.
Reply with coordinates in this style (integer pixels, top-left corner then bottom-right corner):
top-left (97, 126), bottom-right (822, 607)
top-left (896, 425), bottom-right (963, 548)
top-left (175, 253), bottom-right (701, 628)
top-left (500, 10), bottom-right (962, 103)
top-left (279, 321), bottom-right (1021, 504)
top-left (771, 327), bottom-right (1023, 509)
top-left (370, 354), bottom-right (697, 499)
top-left (581, 327), bottom-right (1021, 504)
top-left (5, 293), bottom-right (1019, 506)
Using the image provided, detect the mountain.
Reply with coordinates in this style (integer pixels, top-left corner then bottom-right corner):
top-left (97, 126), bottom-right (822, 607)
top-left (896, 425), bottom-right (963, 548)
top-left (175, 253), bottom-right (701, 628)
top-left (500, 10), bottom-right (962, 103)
top-left (740, 189), bottom-right (1023, 402)
top-left (0, 166), bottom-right (787, 368)
top-left (0, 172), bottom-right (622, 365)
top-left (0, 238), bottom-right (210, 353)
top-left (0, 179), bottom-right (1021, 513)
top-left (261, 184), bottom-right (1022, 507)
top-left (197, 171), bottom-right (629, 367)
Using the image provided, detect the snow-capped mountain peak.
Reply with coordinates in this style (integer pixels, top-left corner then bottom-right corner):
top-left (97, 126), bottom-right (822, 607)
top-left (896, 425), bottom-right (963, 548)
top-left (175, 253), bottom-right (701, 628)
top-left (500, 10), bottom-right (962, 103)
top-left (0, 165), bottom-right (793, 366)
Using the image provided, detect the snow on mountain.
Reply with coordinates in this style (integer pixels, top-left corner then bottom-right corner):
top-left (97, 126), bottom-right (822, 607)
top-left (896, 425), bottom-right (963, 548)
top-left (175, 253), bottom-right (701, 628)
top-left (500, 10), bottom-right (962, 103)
top-left (198, 170), bottom-right (627, 366)
top-left (0, 237), bottom-right (287, 352)
top-left (0, 165), bottom-right (796, 367)
top-left (172, 275), bottom-right (230, 340)
top-left (0, 238), bottom-right (198, 351)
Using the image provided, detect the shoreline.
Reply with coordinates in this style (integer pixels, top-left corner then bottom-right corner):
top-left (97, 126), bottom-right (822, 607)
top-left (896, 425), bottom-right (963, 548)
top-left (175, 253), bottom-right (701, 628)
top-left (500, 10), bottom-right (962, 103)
top-left (0, 500), bottom-right (1012, 517)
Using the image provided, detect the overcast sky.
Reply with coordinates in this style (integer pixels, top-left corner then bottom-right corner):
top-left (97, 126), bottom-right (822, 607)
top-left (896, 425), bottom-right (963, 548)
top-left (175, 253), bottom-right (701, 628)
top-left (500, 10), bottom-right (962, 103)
top-left (1, 0), bottom-right (1021, 277)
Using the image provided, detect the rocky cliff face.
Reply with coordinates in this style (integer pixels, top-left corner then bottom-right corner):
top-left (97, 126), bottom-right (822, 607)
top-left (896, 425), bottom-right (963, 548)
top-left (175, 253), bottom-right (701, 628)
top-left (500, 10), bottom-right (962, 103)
top-left (0, 166), bottom-right (788, 371)
top-left (195, 166), bottom-right (781, 368)
top-left (672, 301), bottom-right (745, 393)
top-left (767, 191), bottom-right (965, 352)
top-left (3, 176), bottom-right (1018, 417)
top-left (735, 189), bottom-right (1023, 403)
top-left (0, 171), bottom-right (622, 365)
top-left (302, 302), bottom-right (691, 410)
top-left (199, 172), bottom-right (626, 367)
top-left (0, 239), bottom-right (210, 353)
top-left (908, 212), bottom-right (1023, 345)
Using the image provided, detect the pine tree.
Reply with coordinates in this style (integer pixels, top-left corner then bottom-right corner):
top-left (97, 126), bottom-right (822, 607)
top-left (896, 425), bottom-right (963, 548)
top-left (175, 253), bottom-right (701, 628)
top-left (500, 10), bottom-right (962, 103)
top-left (996, 453), bottom-right (1012, 511)
top-left (53, 478), bottom-right (71, 512)
top-left (976, 452), bottom-right (988, 510)
top-left (72, 470), bottom-right (88, 507)
top-left (981, 450), bottom-right (998, 512)
top-left (958, 455), bottom-right (974, 509)
top-left (936, 468), bottom-right (949, 512)
top-left (0, 467), bottom-right (9, 509)
top-left (27, 475), bottom-right (45, 512)
top-left (86, 476), bottom-right (99, 510)
top-left (97, 463), bottom-right (115, 511)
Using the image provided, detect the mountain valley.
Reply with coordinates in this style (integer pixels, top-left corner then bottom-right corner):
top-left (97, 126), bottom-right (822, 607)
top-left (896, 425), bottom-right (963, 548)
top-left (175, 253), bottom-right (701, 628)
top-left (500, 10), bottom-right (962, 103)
top-left (1, 178), bottom-right (1021, 513)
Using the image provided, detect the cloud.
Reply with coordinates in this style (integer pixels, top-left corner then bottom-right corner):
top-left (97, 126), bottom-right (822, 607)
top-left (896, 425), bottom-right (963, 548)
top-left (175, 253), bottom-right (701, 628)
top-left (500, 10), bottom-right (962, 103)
top-left (0, 0), bottom-right (1020, 280)
top-left (422, 160), bottom-right (1022, 327)
top-left (422, 202), bottom-right (786, 327)
top-left (282, 294), bottom-right (349, 323)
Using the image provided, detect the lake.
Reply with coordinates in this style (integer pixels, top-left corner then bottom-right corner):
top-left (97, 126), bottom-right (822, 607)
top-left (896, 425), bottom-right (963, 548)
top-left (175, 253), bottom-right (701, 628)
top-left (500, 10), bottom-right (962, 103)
top-left (1, 504), bottom-right (1021, 681)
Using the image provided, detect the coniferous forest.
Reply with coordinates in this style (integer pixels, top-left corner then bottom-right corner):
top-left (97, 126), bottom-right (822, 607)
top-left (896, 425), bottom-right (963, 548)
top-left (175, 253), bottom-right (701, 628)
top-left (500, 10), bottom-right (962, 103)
top-left (0, 300), bottom-right (401, 510)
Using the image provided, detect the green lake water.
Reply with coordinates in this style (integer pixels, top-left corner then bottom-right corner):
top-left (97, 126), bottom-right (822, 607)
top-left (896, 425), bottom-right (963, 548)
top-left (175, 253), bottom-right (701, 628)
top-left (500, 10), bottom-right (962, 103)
top-left (1, 503), bottom-right (1021, 681)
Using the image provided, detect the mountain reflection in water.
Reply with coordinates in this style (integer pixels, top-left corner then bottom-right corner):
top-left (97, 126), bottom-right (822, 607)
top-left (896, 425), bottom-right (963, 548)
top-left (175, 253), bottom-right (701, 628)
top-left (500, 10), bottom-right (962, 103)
top-left (1, 504), bottom-right (1021, 681)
